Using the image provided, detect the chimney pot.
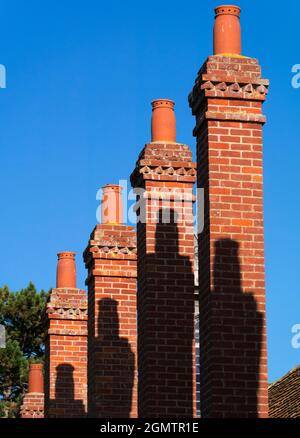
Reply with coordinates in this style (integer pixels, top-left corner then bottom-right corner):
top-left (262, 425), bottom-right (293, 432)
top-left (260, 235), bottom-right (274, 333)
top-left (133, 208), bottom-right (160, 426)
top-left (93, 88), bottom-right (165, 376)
top-left (151, 99), bottom-right (176, 142)
top-left (28, 363), bottom-right (44, 394)
top-left (213, 5), bottom-right (242, 55)
top-left (101, 184), bottom-right (123, 224)
top-left (56, 252), bottom-right (76, 288)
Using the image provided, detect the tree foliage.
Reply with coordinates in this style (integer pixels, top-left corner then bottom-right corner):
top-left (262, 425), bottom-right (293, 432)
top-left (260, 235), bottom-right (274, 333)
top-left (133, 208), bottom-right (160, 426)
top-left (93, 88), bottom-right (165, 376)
top-left (0, 283), bottom-right (49, 417)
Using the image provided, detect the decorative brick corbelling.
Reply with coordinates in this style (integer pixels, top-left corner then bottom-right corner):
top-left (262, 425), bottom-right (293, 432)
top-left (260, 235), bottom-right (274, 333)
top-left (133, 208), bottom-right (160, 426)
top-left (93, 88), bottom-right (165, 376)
top-left (138, 142), bottom-right (193, 161)
top-left (46, 289), bottom-right (88, 321)
top-left (91, 268), bottom-right (136, 278)
top-left (46, 306), bottom-right (87, 321)
top-left (192, 111), bottom-right (266, 136)
top-left (131, 142), bottom-right (197, 187)
top-left (20, 393), bottom-right (44, 418)
top-left (189, 56), bottom-right (269, 132)
top-left (47, 327), bottom-right (88, 336)
top-left (83, 225), bottom-right (137, 265)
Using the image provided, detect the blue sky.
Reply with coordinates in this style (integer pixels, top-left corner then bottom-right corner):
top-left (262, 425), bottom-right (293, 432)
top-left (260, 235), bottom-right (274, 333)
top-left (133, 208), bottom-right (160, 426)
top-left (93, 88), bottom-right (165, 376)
top-left (0, 0), bottom-right (299, 383)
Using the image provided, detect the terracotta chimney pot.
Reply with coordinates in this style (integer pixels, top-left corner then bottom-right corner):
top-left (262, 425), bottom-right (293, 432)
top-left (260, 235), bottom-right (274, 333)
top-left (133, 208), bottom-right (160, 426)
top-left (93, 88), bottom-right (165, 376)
top-left (151, 99), bottom-right (176, 142)
top-left (213, 5), bottom-right (242, 55)
top-left (56, 252), bottom-right (76, 288)
top-left (28, 364), bottom-right (44, 394)
top-left (101, 184), bottom-right (123, 224)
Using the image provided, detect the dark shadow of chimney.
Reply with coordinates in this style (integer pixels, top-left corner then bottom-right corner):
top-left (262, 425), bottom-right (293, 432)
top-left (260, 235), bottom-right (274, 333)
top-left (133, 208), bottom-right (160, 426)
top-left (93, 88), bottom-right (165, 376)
top-left (50, 364), bottom-right (85, 418)
top-left (91, 298), bottom-right (134, 417)
top-left (138, 208), bottom-right (195, 417)
top-left (200, 238), bottom-right (263, 417)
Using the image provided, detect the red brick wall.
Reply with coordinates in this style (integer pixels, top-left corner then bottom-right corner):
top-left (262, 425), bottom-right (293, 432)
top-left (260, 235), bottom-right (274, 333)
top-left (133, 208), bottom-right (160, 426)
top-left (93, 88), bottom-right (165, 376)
top-left (20, 394), bottom-right (44, 418)
top-left (189, 55), bottom-right (269, 418)
top-left (84, 224), bottom-right (137, 418)
top-left (131, 142), bottom-right (197, 417)
top-left (45, 288), bottom-right (87, 417)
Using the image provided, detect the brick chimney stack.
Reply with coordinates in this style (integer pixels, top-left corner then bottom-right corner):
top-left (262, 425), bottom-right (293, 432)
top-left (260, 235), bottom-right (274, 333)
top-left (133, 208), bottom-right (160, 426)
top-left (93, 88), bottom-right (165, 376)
top-left (84, 184), bottom-right (137, 418)
top-left (45, 253), bottom-right (87, 417)
top-left (131, 100), bottom-right (196, 417)
top-left (20, 364), bottom-right (45, 418)
top-left (189, 5), bottom-right (269, 417)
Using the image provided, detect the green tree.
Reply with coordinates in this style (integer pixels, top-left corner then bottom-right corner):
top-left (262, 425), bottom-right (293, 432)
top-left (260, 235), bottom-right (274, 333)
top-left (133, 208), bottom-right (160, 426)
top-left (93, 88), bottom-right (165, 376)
top-left (0, 283), bottom-right (49, 417)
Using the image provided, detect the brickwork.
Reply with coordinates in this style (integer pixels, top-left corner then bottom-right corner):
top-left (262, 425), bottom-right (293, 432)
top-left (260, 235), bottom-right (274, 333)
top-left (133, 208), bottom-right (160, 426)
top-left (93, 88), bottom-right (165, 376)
top-left (20, 363), bottom-right (45, 418)
top-left (189, 55), bottom-right (269, 417)
top-left (40, 6), bottom-right (270, 420)
top-left (20, 393), bottom-right (44, 418)
top-left (131, 134), bottom-right (197, 417)
top-left (84, 224), bottom-right (137, 418)
top-left (45, 287), bottom-right (88, 417)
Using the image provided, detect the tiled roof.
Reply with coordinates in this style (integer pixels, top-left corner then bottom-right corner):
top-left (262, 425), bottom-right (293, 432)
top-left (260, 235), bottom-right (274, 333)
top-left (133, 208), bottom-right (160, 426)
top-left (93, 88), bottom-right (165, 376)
top-left (269, 365), bottom-right (300, 418)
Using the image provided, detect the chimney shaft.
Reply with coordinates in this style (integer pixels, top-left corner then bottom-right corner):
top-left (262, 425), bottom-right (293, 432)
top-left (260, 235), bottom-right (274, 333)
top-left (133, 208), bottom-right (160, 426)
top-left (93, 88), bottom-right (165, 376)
top-left (28, 364), bottom-right (44, 394)
top-left (56, 252), bottom-right (76, 288)
top-left (151, 99), bottom-right (176, 142)
top-left (213, 5), bottom-right (241, 55)
top-left (101, 184), bottom-right (123, 224)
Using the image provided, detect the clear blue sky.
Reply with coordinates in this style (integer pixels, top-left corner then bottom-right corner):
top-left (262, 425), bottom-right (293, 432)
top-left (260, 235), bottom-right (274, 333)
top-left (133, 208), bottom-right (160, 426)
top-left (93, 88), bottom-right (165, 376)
top-left (0, 0), bottom-right (299, 383)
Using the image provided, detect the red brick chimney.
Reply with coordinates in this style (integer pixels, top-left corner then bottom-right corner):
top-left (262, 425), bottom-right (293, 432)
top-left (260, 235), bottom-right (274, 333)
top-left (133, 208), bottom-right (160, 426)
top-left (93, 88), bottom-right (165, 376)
top-left (131, 100), bottom-right (197, 417)
top-left (45, 253), bottom-right (87, 418)
top-left (20, 364), bottom-right (44, 418)
top-left (84, 184), bottom-right (138, 418)
top-left (189, 5), bottom-right (269, 417)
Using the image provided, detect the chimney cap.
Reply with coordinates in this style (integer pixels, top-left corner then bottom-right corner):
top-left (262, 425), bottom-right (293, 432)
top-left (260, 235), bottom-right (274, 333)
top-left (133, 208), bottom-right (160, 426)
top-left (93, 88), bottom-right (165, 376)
top-left (102, 184), bottom-right (123, 192)
top-left (30, 363), bottom-right (43, 369)
top-left (57, 252), bottom-right (76, 260)
top-left (215, 5), bottom-right (241, 17)
top-left (151, 99), bottom-right (175, 109)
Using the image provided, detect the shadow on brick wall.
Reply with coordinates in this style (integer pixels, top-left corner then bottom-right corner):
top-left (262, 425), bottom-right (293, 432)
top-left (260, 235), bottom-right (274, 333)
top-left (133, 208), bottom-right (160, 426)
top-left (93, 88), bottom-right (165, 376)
top-left (137, 208), bottom-right (195, 417)
top-left (200, 238), bottom-right (264, 417)
top-left (92, 298), bottom-right (135, 417)
top-left (49, 364), bottom-right (86, 417)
